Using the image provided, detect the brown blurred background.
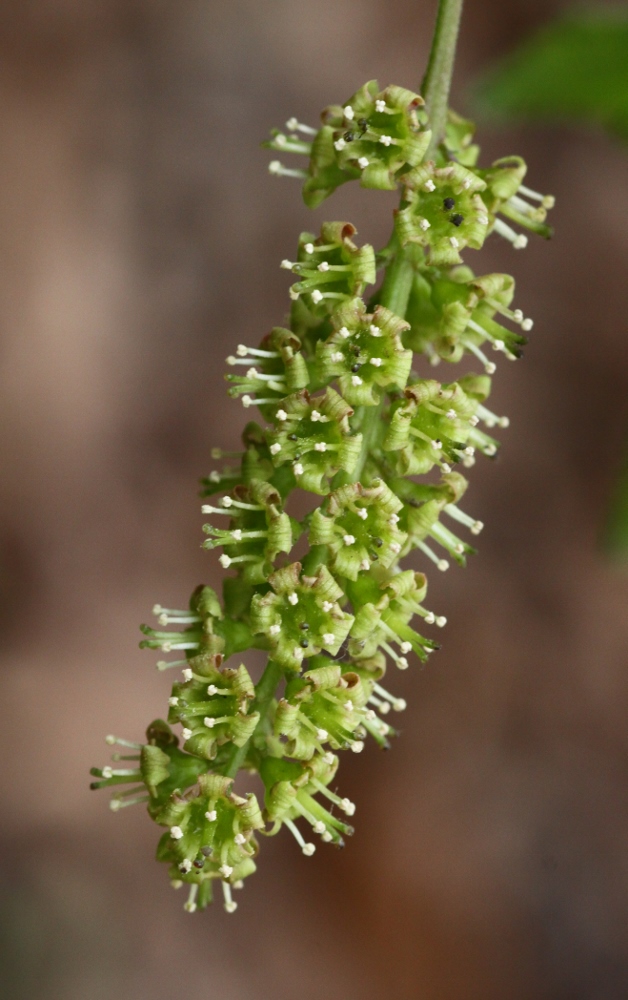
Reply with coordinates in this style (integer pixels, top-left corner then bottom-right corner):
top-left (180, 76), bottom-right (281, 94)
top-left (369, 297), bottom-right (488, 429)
top-left (0, 1), bottom-right (627, 998)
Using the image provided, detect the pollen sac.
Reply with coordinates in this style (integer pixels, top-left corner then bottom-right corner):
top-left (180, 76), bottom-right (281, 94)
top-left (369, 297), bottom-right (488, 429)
top-left (154, 774), bottom-right (264, 901)
top-left (202, 479), bottom-right (294, 585)
top-left (403, 268), bottom-right (528, 365)
top-left (250, 562), bottom-right (354, 672)
top-left (383, 379), bottom-right (479, 475)
top-left (266, 387), bottom-right (362, 495)
top-left (348, 569), bottom-right (439, 664)
top-left (315, 297), bottom-right (412, 406)
top-left (396, 161), bottom-right (490, 266)
top-left (168, 662), bottom-right (259, 761)
top-left (226, 326), bottom-right (309, 404)
top-left (309, 479), bottom-right (407, 581)
top-left (287, 221), bottom-right (376, 314)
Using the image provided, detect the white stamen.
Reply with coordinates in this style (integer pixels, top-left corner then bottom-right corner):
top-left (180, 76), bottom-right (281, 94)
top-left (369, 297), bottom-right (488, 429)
top-left (343, 106), bottom-right (355, 121)
top-left (234, 833), bottom-right (246, 846)
top-left (425, 179), bottom-right (436, 192)
top-left (311, 290), bottom-right (324, 304)
top-left (169, 696), bottom-right (179, 707)
top-left (181, 728), bottom-right (192, 741)
top-left (269, 624), bottom-right (281, 636)
top-left (375, 99), bottom-right (386, 112)
top-left (280, 259), bottom-right (294, 270)
top-left (304, 243), bottom-right (315, 254)
top-left (222, 881), bottom-right (238, 914)
top-left (285, 118), bottom-right (316, 135)
top-left (205, 810), bottom-right (217, 822)
top-left (293, 462), bottom-right (304, 476)
top-left (288, 592), bottom-right (299, 605)
top-left (400, 642), bottom-right (412, 654)
top-left (358, 157), bottom-right (369, 169)
top-left (270, 443), bottom-right (281, 455)
top-left (220, 864), bottom-right (233, 878)
top-left (219, 555), bottom-right (232, 568)
top-left (322, 601), bottom-right (333, 613)
top-left (204, 717), bottom-right (216, 728)
top-left (322, 633), bottom-right (335, 645)
top-left (334, 137), bottom-right (346, 151)
top-left (419, 218), bottom-right (431, 231)
top-left (339, 326), bottom-right (351, 339)
top-left (379, 135), bottom-right (392, 146)
top-left (314, 442), bottom-right (327, 452)
top-left (521, 318), bottom-right (533, 331)
top-left (182, 669), bottom-right (193, 682)
top-left (276, 409), bottom-right (287, 421)
top-left (351, 741), bottom-right (364, 753)
top-left (356, 507), bottom-right (368, 520)
top-left (369, 324), bottom-right (382, 336)
top-left (493, 216), bottom-right (528, 249)
top-left (318, 261), bottom-right (330, 272)
top-left (436, 616), bottom-right (447, 627)
top-left (343, 534), bottom-right (356, 545)
top-left (351, 375), bottom-right (363, 386)
top-left (370, 357), bottom-right (382, 367)
top-left (341, 798), bottom-right (356, 815)
top-left (316, 728), bottom-right (329, 740)
top-left (314, 820), bottom-right (326, 834)
top-left (170, 826), bottom-right (184, 840)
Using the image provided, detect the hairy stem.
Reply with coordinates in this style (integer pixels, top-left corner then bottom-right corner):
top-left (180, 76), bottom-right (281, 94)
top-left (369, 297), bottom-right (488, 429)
top-left (422, 0), bottom-right (464, 153)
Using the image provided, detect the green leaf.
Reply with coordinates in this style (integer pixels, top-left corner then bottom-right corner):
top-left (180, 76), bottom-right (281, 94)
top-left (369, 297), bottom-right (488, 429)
top-left (473, 8), bottom-right (628, 140)
top-left (603, 456), bottom-right (628, 558)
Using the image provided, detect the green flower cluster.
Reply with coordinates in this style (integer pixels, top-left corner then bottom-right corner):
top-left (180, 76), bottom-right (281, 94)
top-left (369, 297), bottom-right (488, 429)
top-left (92, 79), bottom-right (553, 913)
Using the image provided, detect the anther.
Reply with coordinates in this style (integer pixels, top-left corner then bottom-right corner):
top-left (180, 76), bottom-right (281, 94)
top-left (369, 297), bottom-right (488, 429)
top-left (288, 593), bottom-right (298, 605)
top-left (379, 135), bottom-right (392, 146)
top-left (358, 157), bottom-right (369, 169)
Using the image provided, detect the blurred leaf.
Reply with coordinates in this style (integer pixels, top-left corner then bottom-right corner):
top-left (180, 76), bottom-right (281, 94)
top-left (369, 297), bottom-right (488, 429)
top-left (603, 460), bottom-right (628, 558)
top-left (473, 8), bottom-right (628, 140)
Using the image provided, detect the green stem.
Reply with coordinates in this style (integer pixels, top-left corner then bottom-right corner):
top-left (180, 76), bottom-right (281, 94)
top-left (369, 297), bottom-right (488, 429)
top-left (422, 0), bottom-right (464, 154)
top-left (222, 659), bottom-right (283, 778)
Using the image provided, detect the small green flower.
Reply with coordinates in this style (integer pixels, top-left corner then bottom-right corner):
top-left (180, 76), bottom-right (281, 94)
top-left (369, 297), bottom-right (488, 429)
top-left (202, 479), bottom-right (294, 584)
top-left (250, 562), bottom-right (354, 671)
top-left (155, 774), bottom-right (264, 913)
top-left (139, 585), bottom-right (225, 660)
top-left (396, 160), bottom-right (490, 266)
top-left (404, 266), bottom-right (530, 372)
top-left (261, 755), bottom-right (355, 849)
top-left (282, 221), bottom-right (376, 315)
top-left (266, 81), bottom-right (431, 208)
top-left (226, 326), bottom-right (309, 407)
top-left (349, 569), bottom-right (441, 668)
top-left (166, 661), bottom-right (259, 761)
top-left (309, 479), bottom-right (407, 581)
top-left (267, 387), bottom-right (362, 494)
top-left (315, 298), bottom-right (412, 406)
top-left (384, 379), bottom-right (476, 475)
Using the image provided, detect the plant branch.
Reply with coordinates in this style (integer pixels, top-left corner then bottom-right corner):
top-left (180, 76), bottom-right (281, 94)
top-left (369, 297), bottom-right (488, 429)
top-left (422, 0), bottom-right (465, 153)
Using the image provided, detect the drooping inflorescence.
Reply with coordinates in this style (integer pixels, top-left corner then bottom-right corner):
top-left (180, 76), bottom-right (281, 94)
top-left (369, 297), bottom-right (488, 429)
top-left (91, 78), bottom-right (553, 913)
